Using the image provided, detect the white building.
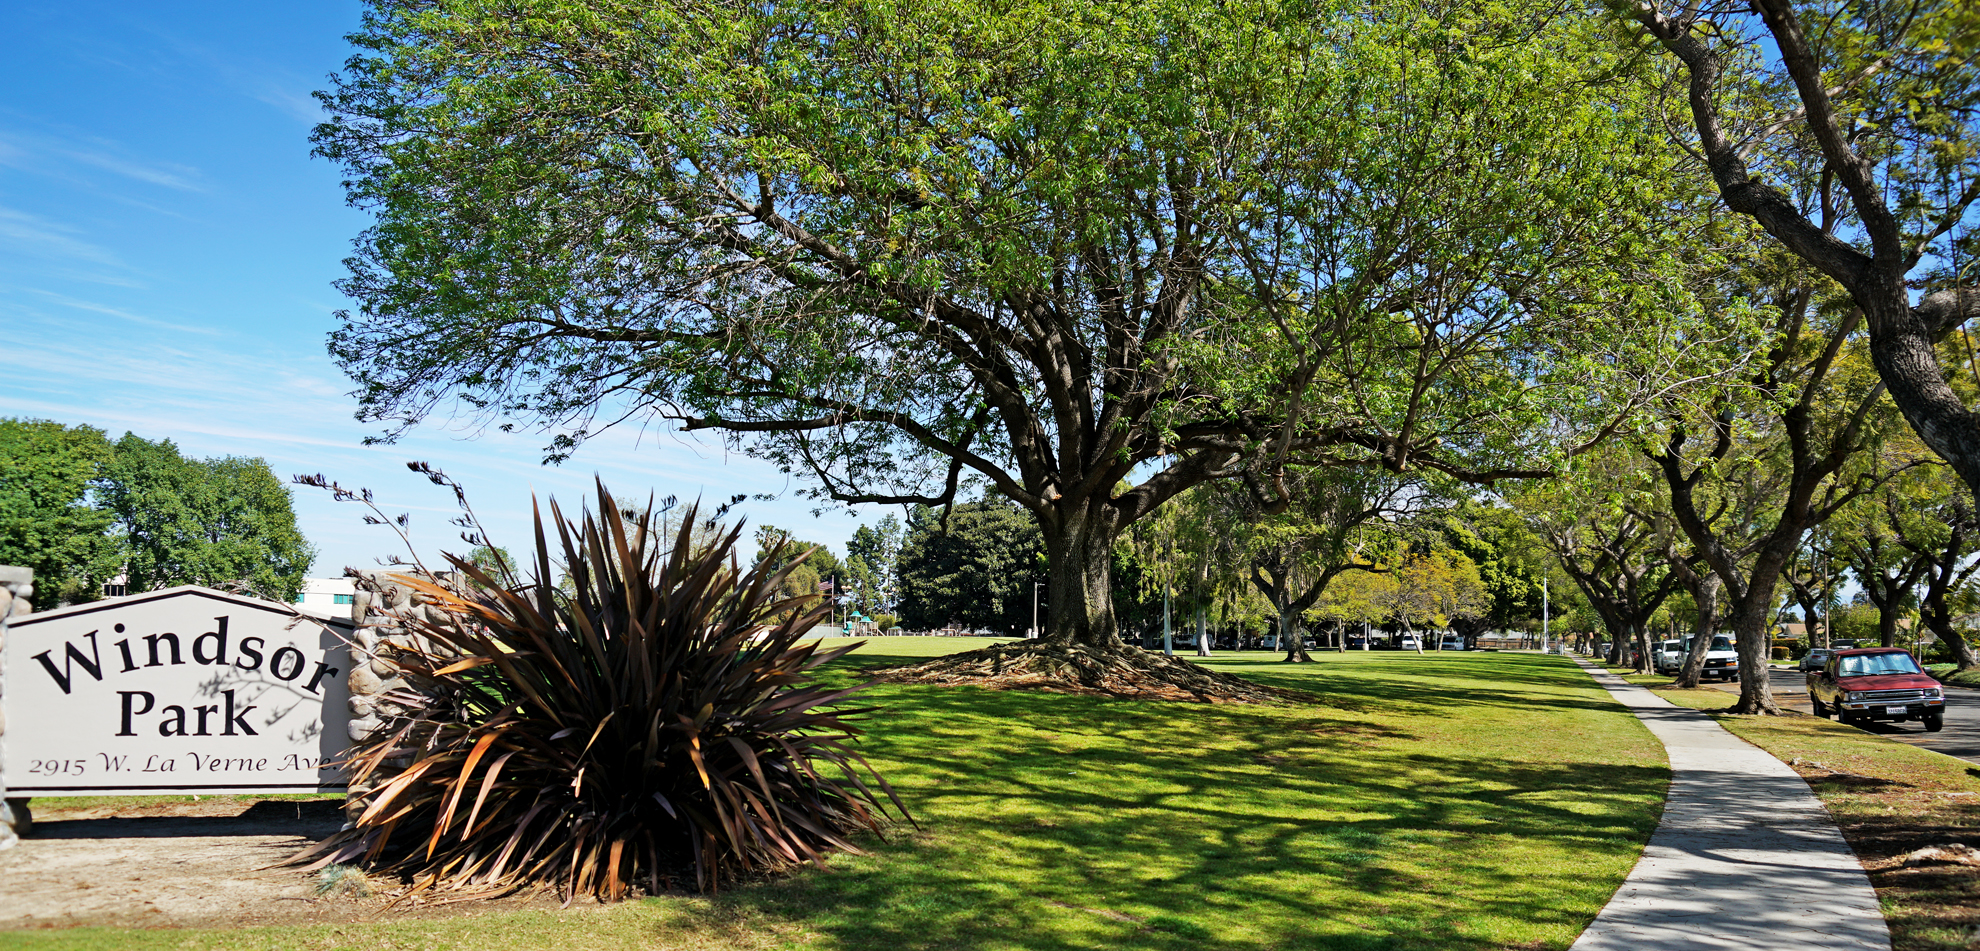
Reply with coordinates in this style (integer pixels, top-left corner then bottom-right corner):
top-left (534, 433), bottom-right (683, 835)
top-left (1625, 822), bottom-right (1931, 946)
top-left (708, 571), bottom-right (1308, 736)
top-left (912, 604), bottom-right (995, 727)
top-left (295, 576), bottom-right (358, 618)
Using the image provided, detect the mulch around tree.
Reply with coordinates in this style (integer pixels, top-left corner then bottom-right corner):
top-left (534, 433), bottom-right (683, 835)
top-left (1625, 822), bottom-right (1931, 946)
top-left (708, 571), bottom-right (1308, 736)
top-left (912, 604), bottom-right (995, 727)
top-left (872, 640), bottom-right (1306, 704)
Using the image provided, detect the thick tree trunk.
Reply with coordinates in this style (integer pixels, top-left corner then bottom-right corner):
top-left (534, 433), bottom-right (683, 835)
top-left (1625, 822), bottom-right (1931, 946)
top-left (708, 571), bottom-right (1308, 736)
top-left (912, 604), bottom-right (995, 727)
top-left (1674, 574), bottom-right (1721, 688)
top-left (1798, 601), bottom-right (1822, 650)
top-left (1725, 590), bottom-right (1782, 715)
top-left (1194, 606), bottom-right (1212, 657)
top-left (1923, 612), bottom-right (1979, 670)
top-left (877, 496), bottom-right (1295, 701)
top-left (1039, 508), bottom-right (1123, 649)
top-left (1863, 291), bottom-right (1980, 506)
top-left (1877, 610), bottom-right (1901, 648)
top-left (1279, 605), bottom-right (1312, 662)
top-left (1631, 623), bottom-right (1653, 674)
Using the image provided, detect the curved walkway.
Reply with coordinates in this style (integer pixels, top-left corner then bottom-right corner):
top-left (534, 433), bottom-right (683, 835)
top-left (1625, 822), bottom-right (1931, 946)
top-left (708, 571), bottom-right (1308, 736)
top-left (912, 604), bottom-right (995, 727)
top-left (1569, 657), bottom-right (1890, 951)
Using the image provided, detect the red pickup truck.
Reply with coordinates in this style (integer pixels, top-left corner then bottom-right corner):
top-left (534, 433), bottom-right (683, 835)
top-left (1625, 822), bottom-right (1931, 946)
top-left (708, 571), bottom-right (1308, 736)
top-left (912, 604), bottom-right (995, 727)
top-left (1806, 648), bottom-right (1945, 732)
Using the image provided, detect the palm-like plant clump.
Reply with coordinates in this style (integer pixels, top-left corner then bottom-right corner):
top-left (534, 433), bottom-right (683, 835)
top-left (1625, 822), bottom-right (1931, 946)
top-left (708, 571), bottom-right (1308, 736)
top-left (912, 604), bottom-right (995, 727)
top-left (294, 483), bottom-right (904, 901)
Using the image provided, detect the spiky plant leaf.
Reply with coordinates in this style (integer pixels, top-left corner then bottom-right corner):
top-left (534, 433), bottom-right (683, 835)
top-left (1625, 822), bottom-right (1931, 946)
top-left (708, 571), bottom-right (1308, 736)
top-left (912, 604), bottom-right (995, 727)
top-left (293, 481), bottom-right (905, 901)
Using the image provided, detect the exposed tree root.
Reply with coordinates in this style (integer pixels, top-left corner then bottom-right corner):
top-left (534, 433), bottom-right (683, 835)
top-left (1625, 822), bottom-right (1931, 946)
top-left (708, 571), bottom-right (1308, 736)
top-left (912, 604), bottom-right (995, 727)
top-left (1728, 699), bottom-right (1786, 716)
top-left (872, 641), bottom-right (1306, 704)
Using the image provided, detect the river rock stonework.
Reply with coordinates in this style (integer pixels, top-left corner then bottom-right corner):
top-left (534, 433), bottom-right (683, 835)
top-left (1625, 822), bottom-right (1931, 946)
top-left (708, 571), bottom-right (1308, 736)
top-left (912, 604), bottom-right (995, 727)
top-left (343, 568), bottom-right (464, 818)
top-left (0, 565), bottom-right (33, 848)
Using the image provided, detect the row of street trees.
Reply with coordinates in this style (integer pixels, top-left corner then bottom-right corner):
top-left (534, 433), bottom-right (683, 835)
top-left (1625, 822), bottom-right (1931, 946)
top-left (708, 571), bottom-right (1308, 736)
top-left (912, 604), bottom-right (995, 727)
top-left (1510, 314), bottom-right (1979, 711)
top-left (1118, 472), bottom-right (1536, 660)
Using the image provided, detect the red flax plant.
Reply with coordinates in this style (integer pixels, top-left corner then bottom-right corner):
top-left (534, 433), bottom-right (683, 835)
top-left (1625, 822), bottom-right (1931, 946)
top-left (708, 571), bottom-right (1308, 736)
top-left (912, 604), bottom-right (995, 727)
top-left (292, 482), bottom-right (906, 902)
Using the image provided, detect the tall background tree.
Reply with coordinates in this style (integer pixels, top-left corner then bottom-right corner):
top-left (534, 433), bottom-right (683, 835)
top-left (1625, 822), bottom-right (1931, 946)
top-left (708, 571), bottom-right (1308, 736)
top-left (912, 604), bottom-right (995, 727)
top-left (895, 498), bottom-right (1044, 635)
top-left (0, 419), bottom-right (119, 609)
top-left (844, 515), bottom-right (904, 618)
top-left (1, 421), bottom-right (315, 607)
top-left (99, 435), bottom-right (316, 602)
top-left (317, 0), bottom-right (1733, 690)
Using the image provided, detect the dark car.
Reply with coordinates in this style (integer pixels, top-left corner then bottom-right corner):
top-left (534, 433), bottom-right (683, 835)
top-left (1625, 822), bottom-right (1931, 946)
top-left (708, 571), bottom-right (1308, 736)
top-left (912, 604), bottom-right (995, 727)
top-left (1799, 648), bottom-right (1834, 673)
top-left (1807, 648), bottom-right (1945, 731)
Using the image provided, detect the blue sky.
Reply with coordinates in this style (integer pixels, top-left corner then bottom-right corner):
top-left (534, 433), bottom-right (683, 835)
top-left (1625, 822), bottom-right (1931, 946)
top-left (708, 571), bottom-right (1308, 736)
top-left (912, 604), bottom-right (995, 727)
top-left (3, 2), bottom-right (875, 577)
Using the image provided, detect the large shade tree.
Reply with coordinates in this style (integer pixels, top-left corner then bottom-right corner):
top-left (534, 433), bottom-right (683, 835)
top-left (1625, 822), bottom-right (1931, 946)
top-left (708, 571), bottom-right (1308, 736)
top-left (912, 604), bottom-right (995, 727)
top-left (1624, 0), bottom-right (1980, 497)
top-left (320, 0), bottom-right (1728, 683)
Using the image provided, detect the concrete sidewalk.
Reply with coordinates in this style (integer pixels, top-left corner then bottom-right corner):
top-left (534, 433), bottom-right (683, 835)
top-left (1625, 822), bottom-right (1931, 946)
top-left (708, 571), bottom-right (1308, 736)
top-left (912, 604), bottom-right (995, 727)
top-left (1569, 658), bottom-right (1890, 951)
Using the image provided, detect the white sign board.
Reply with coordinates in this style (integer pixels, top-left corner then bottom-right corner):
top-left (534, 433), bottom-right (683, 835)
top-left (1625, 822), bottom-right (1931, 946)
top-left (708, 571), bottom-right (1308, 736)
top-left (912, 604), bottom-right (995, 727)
top-left (3, 586), bottom-right (352, 796)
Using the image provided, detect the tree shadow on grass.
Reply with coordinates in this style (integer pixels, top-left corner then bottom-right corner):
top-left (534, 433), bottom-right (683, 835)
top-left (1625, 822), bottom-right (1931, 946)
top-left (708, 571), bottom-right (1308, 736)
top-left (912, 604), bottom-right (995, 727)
top-left (845, 648), bottom-right (1622, 720)
top-left (1201, 654), bottom-right (1629, 719)
top-left (671, 660), bottom-right (1665, 951)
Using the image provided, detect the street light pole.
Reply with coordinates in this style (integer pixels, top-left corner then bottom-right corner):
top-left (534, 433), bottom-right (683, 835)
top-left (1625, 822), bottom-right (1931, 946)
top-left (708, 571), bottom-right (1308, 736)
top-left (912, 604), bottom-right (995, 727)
top-left (1542, 578), bottom-right (1550, 654)
top-left (1163, 581), bottom-right (1174, 657)
top-left (1162, 536), bottom-right (1174, 656)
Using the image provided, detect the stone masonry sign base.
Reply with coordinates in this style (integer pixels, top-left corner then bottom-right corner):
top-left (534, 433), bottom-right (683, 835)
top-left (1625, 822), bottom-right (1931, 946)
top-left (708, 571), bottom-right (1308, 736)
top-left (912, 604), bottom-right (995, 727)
top-left (0, 565), bottom-right (30, 848)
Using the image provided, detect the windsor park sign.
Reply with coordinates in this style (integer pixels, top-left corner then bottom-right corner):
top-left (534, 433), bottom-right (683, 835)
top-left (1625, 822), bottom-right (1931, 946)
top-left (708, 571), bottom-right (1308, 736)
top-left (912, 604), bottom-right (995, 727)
top-left (2, 587), bottom-right (353, 796)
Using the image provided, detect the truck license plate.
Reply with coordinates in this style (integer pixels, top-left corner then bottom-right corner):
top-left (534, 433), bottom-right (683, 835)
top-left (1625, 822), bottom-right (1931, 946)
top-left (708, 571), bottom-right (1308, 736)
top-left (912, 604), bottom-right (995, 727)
top-left (1885, 705), bottom-right (1908, 715)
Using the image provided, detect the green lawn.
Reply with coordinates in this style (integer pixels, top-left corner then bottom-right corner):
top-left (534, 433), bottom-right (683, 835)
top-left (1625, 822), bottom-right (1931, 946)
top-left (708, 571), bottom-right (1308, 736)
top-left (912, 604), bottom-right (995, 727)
top-left (9, 644), bottom-right (1667, 951)
top-left (1924, 664), bottom-right (1980, 689)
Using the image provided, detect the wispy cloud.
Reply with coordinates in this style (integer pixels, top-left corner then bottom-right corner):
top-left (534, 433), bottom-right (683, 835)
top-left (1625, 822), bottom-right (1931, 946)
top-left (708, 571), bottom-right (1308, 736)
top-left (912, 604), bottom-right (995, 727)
top-left (252, 85), bottom-right (325, 125)
top-left (47, 268), bottom-right (148, 289)
top-left (129, 24), bottom-right (329, 128)
top-left (0, 128), bottom-right (203, 192)
top-left (26, 289), bottom-right (219, 335)
top-left (60, 147), bottom-right (201, 191)
top-left (0, 205), bottom-right (123, 266)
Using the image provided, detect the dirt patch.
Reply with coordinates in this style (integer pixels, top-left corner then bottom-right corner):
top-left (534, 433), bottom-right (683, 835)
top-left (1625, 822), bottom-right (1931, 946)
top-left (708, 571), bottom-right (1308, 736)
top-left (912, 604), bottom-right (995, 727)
top-left (873, 641), bottom-right (1303, 703)
top-left (1783, 768), bottom-right (1980, 950)
top-left (0, 797), bottom-right (583, 931)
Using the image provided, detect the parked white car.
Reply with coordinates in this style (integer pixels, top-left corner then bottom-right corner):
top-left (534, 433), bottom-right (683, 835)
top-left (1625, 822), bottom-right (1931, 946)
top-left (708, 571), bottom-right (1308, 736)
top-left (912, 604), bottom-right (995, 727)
top-left (1655, 635), bottom-right (1740, 680)
top-left (1652, 639), bottom-right (1685, 673)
